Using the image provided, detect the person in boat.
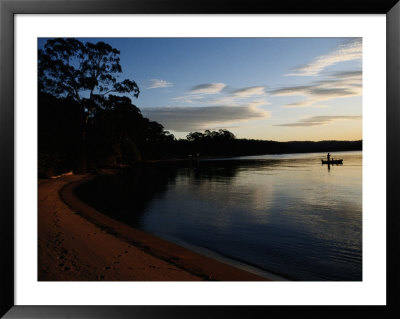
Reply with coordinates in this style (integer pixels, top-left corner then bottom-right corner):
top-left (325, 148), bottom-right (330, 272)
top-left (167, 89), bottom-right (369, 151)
top-left (327, 153), bottom-right (331, 162)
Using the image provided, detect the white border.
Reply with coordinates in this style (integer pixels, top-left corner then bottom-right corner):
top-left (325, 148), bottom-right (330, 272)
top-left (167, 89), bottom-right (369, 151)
top-left (15, 15), bottom-right (386, 305)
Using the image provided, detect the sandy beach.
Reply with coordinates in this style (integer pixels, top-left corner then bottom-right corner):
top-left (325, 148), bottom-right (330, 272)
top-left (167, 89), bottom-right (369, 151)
top-left (38, 172), bottom-right (269, 281)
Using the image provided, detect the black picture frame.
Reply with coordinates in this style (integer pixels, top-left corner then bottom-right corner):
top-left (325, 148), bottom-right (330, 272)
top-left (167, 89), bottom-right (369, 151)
top-left (1, 0), bottom-right (399, 318)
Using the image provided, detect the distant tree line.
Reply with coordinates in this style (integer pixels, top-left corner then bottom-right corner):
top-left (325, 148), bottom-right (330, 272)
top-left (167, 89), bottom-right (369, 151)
top-left (150, 132), bottom-right (362, 159)
top-left (38, 38), bottom-right (362, 177)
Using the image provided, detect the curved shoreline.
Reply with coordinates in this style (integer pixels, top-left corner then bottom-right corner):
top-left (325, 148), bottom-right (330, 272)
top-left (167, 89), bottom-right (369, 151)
top-left (38, 172), bottom-right (270, 281)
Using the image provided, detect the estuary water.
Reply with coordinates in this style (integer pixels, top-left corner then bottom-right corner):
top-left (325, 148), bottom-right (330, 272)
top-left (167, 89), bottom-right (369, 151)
top-left (76, 151), bottom-right (362, 281)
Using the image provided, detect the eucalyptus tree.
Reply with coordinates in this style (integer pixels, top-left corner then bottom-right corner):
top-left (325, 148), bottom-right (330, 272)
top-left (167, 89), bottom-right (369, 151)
top-left (38, 38), bottom-right (140, 171)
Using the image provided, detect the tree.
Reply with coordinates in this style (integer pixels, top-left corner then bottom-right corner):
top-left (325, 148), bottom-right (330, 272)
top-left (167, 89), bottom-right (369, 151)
top-left (38, 38), bottom-right (140, 171)
top-left (186, 131), bottom-right (205, 142)
top-left (38, 92), bottom-right (82, 177)
top-left (86, 95), bottom-right (145, 166)
top-left (187, 129), bottom-right (235, 142)
top-left (218, 129), bottom-right (235, 141)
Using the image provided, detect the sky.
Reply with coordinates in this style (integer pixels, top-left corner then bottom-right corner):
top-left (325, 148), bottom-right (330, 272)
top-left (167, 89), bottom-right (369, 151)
top-left (39, 37), bottom-right (362, 141)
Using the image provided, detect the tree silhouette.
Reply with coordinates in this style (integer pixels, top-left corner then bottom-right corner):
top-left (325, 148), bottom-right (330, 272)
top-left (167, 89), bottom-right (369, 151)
top-left (86, 95), bottom-right (144, 167)
top-left (187, 129), bottom-right (235, 142)
top-left (38, 38), bottom-right (140, 171)
top-left (186, 131), bottom-right (205, 142)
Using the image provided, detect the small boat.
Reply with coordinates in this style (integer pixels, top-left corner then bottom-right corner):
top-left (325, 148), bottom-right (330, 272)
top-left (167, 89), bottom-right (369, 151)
top-left (321, 159), bottom-right (343, 165)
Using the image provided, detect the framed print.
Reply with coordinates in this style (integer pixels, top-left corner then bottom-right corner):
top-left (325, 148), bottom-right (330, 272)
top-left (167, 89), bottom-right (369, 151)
top-left (1, 0), bottom-right (399, 318)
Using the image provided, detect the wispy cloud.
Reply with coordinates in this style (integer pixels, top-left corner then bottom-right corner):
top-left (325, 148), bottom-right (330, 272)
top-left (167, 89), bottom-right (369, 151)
top-left (190, 83), bottom-right (226, 94)
top-left (142, 103), bottom-right (270, 132)
top-left (210, 95), bottom-right (270, 107)
top-left (147, 79), bottom-right (173, 89)
top-left (271, 69), bottom-right (362, 108)
top-left (275, 115), bottom-right (361, 127)
top-left (329, 70), bottom-right (362, 78)
top-left (232, 86), bottom-right (267, 97)
top-left (209, 86), bottom-right (268, 105)
top-left (174, 84), bottom-right (269, 107)
top-left (288, 38), bottom-right (362, 76)
top-left (172, 94), bottom-right (204, 104)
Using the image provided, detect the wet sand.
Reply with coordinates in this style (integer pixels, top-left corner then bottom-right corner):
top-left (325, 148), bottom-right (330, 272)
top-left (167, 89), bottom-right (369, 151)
top-left (38, 173), bottom-right (269, 281)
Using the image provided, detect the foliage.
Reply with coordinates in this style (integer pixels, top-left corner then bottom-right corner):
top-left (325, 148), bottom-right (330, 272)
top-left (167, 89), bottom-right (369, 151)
top-left (38, 38), bottom-right (143, 172)
top-left (38, 91), bottom-right (177, 175)
top-left (38, 38), bottom-right (139, 104)
top-left (186, 129), bottom-right (235, 142)
top-left (38, 92), bottom-right (82, 177)
top-left (38, 38), bottom-right (156, 173)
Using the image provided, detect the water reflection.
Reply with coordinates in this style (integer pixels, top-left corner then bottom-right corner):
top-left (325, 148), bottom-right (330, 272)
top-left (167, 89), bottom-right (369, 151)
top-left (76, 151), bottom-right (362, 281)
top-left (74, 165), bottom-right (175, 227)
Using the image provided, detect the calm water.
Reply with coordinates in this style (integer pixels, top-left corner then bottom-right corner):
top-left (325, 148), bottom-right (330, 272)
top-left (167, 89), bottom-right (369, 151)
top-left (76, 151), bottom-right (362, 281)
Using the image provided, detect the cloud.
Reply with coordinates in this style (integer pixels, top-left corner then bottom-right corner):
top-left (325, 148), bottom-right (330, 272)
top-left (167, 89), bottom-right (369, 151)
top-left (172, 83), bottom-right (225, 105)
top-left (190, 83), bottom-right (226, 94)
top-left (247, 100), bottom-right (270, 108)
top-left (209, 86), bottom-right (268, 105)
top-left (288, 38), bottom-right (362, 76)
top-left (174, 84), bottom-right (269, 107)
top-left (147, 79), bottom-right (173, 89)
top-left (172, 94), bottom-right (204, 104)
top-left (270, 69), bottom-right (362, 108)
top-left (210, 95), bottom-right (241, 105)
top-left (271, 85), bottom-right (314, 97)
top-left (329, 70), bottom-right (362, 78)
top-left (232, 86), bottom-right (266, 97)
top-left (275, 115), bottom-right (361, 127)
top-left (142, 104), bottom-right (270, 132)
top-left (210, 95), bottom-right (270, 107)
